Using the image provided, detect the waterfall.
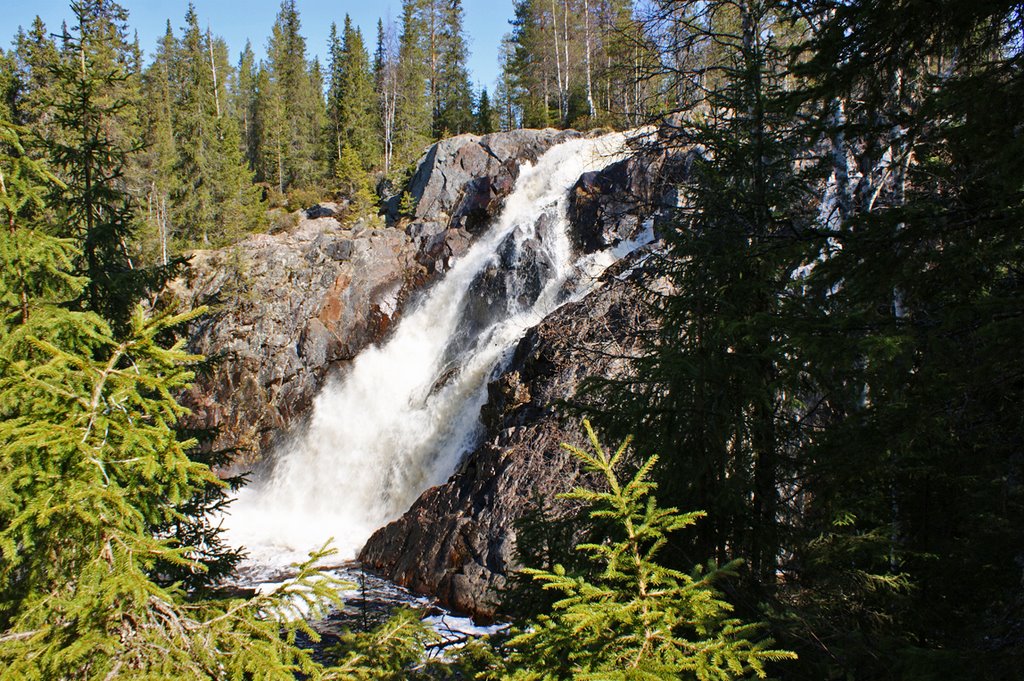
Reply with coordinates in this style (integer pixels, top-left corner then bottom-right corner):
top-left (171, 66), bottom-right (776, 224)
top-left (224, 133), bottom-right (639, 570)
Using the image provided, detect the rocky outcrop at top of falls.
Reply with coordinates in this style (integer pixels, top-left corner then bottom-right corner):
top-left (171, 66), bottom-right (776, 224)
top-left (171, 128), bottom-right (594, 463)
top-left (395, 128), bottom-right (586, 273)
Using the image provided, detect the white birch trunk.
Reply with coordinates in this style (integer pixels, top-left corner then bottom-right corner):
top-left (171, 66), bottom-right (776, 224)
top-left (583, 0), bottom-right (595, 118)
top-left (551, 0), bottom-right (564, 122)
top-left (207, 29), bottom-right (221, 119)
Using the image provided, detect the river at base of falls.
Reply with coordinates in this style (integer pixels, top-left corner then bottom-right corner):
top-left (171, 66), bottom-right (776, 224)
top-left (230, 561), bottom-right (508, 656)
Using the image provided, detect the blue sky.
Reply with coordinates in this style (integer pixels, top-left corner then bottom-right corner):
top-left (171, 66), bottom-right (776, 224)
top-left (1, 0), bottom-right (513, 91)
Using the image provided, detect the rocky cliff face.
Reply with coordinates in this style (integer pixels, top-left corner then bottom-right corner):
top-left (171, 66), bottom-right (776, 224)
top-left (174, 125), bottom-right (683, 619)
top-left (172, 216), bottom-right (422, 462)
top-left (174, 128), bottom-right (586, 463)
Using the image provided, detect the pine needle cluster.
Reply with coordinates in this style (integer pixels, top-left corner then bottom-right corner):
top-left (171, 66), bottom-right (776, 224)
top-left (498, 421), bottom-right (795, 680)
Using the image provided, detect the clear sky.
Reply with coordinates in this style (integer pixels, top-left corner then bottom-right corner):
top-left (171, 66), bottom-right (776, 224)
top-left (0, 0), bottom-right (513, 91)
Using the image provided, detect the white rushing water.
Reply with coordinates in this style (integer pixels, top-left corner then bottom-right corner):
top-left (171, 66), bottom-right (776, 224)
top-left (225, 133), bottom-right (639, 570)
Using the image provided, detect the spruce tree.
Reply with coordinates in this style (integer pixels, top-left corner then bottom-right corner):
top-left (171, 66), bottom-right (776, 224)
top-left (253, 62), bottom-right (286, 194)
top-left (588, 0), bottom-right (820, 582)
top-left (264, 0), bottom-right (325, 190)
top-left (773, 1), bottom-right (1024, 675)
top-left (374, 18), bottom-right (400, 175)
top-left (0, 118), bottom-right (442, 681)
top-left (171, 6), bottom-right (264, 248)
top-left (136, 20), bottom-right (178, 265)
top-left (0, 279), bottom-right (348, 678)
top-left (234, 41), bottom-right (259, 173)
top-left (475, 86), bottom-right (497, 134)
top-left (579, 1), bottom-right (1024, 677)
top-left (0, 55), bottom-right (16, 124)
top-left (66, 0), bottom-right (144, 153)
top-left (393, 0), bottom-right (433, 170)
top-left (45, 1), bottom-right (168, 332)
top-left (332, 16), bottom-right (379, 172)
top-left (434, 0), bottom-right (474, 137)
top-left (335, 143), bottom-right (375, 217)
top-left (12, 18), bottom-right (60, 131)
top-left (499, 421), bottom-right (795, 679)
top-left (326, 22), bottom-right (344, 173)
top-left (0, 121), bottom-right (80, 334)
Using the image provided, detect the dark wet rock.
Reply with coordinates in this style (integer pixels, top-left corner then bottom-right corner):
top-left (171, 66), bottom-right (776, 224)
top-left (568, 140), bottom-right (696, 253)
top-left (360, 252), bottom-right (661, 619)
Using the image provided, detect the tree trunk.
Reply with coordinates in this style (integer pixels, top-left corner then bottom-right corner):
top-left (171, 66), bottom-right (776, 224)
top-left (207, 29), bottom-right (221, 119)
top-left (583, 0), bottom-right (596, 118)
top-left (562, 0), bottom-right (571, 121)
top-left (830, 97), bottom-right (852, 223)
top-left (551, 0), bottom-right (565, 122)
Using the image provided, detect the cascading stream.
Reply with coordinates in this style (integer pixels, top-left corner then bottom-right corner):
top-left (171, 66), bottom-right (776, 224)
top-left (224, 133), bottom-right (640, 571)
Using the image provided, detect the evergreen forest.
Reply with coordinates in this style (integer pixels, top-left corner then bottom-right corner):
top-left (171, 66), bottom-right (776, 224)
top-left (0, 0), bottom-right (1022, 679)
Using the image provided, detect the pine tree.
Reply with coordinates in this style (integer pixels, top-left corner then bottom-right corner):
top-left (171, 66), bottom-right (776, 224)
top-left (599, 0), bottom-right (662, 126)
top-left (263, 0), bottom-right (325, 191)
top-left (494, 37), bottom-right (519, 130)
top-left (498, 421), bottom-right (795, 679)
top-left (393, 0), bottom-right (433, 170)
top-left (434, 0), bottom-right (474, 137)
top-left (475, 86), bottom-right (497, 134)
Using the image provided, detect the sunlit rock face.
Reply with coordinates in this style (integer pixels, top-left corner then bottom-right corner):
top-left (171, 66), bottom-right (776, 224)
top-left (171, 217), bottom-right (421, 465)
top-left (220, 134), bottom-right (637, 571)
